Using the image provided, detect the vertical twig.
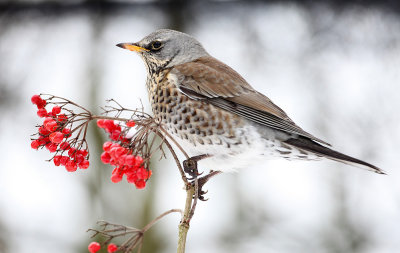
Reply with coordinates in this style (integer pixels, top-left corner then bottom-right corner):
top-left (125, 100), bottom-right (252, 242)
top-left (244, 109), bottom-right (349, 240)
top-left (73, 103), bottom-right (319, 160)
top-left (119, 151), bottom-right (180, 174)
top-left (177, 185), bottom-right (194, 253)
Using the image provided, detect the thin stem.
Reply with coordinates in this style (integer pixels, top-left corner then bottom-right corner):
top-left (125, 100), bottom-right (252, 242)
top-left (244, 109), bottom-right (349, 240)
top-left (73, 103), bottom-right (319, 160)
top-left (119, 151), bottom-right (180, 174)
top-left (159, 126), bottom-right (190, 159)
top-left (137, 241), bottom-right (143, 253)
top-left (188, 177), bottom-right (199, 223)
top-left (105, 98), bottom-right (153, 118)
top-left (41, 93), bottom-right (91, 113)
top-left (142, 209), bottom-right (182, 232)
top-left (155, 130), bottom-right (188, 184)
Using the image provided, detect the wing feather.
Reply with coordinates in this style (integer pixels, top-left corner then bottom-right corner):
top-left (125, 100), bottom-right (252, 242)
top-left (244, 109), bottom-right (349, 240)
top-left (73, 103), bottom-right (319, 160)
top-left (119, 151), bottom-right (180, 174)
top-left (171, 56), bottom-right (330, 146)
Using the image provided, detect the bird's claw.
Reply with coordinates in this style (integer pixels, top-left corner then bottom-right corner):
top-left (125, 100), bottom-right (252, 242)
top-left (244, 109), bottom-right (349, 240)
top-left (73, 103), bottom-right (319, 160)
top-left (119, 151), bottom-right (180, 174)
top-left (191, 180), bottom-right (209, 201)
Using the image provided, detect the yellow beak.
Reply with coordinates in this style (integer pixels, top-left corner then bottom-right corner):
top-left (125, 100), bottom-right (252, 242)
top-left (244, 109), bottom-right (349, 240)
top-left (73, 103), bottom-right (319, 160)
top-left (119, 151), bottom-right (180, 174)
top-left (116, 43), bottom-right (149, 52)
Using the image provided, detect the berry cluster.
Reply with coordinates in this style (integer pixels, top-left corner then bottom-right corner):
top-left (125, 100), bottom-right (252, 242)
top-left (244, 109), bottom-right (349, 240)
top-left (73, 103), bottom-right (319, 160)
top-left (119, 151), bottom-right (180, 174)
top-left (97, 119), bottom-right (151, 189)
top-left (30, 95), bottom-right (90, 171)
top-left (31, 95), bottom-right (152, 188)
top-left (88, 242), bottom-right (118, 253)
top-left (100, 141), bottom-right (151, 189)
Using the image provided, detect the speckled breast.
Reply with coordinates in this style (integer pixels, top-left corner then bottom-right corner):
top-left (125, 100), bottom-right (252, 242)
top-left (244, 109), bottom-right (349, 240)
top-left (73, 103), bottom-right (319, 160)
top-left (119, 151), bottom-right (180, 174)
top-left (146, 69), bottom-right (247, 150)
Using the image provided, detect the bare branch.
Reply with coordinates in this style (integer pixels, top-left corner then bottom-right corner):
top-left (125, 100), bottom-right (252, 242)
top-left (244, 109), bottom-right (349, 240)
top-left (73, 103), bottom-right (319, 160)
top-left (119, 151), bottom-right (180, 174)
top-left (88, 209), bottom-right (182, 253)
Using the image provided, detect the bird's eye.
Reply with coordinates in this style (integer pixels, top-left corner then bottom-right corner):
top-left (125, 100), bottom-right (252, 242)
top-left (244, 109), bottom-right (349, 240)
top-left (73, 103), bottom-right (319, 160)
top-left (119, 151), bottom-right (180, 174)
top-left (150, 41), bottom-right (163, 51)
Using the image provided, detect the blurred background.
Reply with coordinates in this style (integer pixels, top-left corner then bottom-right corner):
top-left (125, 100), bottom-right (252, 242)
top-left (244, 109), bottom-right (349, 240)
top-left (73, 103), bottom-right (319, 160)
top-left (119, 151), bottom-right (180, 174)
top-left (1, 0), bottom-right (400, 252)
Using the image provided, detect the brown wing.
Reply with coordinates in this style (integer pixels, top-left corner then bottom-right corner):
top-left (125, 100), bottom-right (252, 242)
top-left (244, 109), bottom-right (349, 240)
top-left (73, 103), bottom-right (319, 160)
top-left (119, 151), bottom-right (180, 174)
top-left (171, 56), bottom-right (330, 146)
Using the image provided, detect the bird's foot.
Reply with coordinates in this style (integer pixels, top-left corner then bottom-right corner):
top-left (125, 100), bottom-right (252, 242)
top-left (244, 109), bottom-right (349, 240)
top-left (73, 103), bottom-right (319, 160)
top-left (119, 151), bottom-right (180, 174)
top-left (183, 154), bottom-right (211, 180)
top-left (182, 154), bottom-right (219, 201)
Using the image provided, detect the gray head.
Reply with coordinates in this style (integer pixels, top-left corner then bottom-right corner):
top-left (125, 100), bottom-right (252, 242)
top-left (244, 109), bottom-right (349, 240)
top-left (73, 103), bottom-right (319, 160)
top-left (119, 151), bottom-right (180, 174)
top-left (116, 29), bottom-right (209, 72)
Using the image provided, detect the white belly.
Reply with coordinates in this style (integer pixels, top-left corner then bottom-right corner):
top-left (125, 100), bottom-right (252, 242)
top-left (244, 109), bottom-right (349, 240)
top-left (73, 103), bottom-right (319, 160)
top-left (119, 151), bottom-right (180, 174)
top-left (168, 123), bottom-right (321, 173)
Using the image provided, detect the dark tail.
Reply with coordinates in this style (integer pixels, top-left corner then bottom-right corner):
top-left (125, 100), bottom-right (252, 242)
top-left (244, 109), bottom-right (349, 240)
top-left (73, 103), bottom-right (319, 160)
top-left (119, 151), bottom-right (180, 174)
top-left (284, 137), bottom-right (385, 174)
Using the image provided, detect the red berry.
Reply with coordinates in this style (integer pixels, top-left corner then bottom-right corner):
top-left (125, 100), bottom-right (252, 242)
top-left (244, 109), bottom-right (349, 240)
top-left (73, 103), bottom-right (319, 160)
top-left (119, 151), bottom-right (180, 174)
top-left (110, 143), bottom-right (120, 149)
top-left (57, 113), bottom-right (68, 123)
top-left (62, 128), bottom-right (71, 137)
top-left (114, 124), bottom-right (122, 132)
top-left (37, 100), bottom-right (46, 109)
top-left (109, 159), bottom-right (117, 166)
top-left (38, 126), bottom-right (50, 135)
top-left (79, 159), bottom-right (90, 169)
top-left (101, 152), bottom-right (111, 164)
top-left (134, 156), bottom-right (144, 167)
top-left (44, 117), bottom-right (58, 132)
top-left (52, 106), bottom-right (61, 115)
top-left (112, 147), bottom-right (127, 160)
top-left (74, 154), bottom-right (84, 164)
top-left (60, 156), bottom-right (69, 166)
top-left (31, 95), bottom-right (46, 108)
top-left (125, 155), bottom-right (136, 166)
top-left (38, 102), bottom-right (46, 109)
top-left (31, 95), bottom-right (41, 104)
top-left (103, 141), bottom-right (113, 152)
top-left (135, 179), bottom-right (146, 189)
top-left (53, 155), bottom-right (62, 166)
top-left (111, 168), bottom-right (123, 183)
top-left (126, 120), bottom-right (136, 127)
top-left (136, 167), bottom-right (150, 180)
top-left (103, 120), bottom-right (115, 132)
top-left (88, 242), bottom-right (101, 253)
top-left (49, 131), bottom-right (64, 144)
top-left (68, 147), bottom-right (76, 157)
top-left (77, 149), bottom-right (88, 157)
top-left (110, 130), bottom-right (121, 141)
top-left (38, 136), bottom-right (49, 145)
top-left (126, 172), bottom-right (138, 184)
top-left (31, 140), bottom-right (40, 149)
top-left (107, 243), bottom-right (118, 253)
top-left (118, 154), bottom-right (127, 165)
top-left (43, 117), bottom-right (52, 124)
top-left (65, 160), bottom-right (77, 172)
top-left (45, 142), bottom-right (58, 152)
top-left (60, 142), bottom-right (70, 150)
top-left (37, 108), bottom-right (48, 117)
top-left (97, 119), bottom-right (106, 128)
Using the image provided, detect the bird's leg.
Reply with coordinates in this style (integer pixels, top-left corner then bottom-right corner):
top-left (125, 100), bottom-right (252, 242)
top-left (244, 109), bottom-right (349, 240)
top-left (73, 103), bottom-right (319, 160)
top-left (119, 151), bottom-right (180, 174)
top-left (182, 154), bottom-right (221, 201)
top-left (182, 154), bottom-right (211, 179)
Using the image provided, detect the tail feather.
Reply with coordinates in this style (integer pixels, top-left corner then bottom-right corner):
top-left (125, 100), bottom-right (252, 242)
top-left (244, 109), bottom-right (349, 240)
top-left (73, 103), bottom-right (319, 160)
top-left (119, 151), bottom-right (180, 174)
top-left (284, 137), bottom-right (385, 174)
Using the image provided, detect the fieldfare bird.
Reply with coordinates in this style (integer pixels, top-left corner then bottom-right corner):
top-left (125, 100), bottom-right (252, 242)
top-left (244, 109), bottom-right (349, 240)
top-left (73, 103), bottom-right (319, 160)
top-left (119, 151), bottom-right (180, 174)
top-left (117, 29), bottom-right (383, 175)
